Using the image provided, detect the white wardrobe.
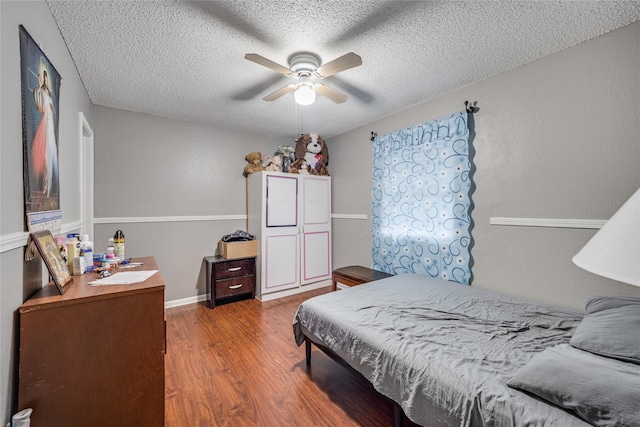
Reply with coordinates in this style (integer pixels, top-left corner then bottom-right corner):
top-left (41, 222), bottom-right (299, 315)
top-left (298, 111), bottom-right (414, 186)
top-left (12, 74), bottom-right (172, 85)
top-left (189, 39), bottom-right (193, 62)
top-left (247, 171), bottom-right (332, 301)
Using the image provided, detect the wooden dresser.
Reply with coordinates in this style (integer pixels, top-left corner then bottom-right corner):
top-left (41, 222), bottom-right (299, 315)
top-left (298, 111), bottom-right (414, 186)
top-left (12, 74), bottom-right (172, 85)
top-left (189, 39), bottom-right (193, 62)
top-left (18, 256), bottom-right (165, 427)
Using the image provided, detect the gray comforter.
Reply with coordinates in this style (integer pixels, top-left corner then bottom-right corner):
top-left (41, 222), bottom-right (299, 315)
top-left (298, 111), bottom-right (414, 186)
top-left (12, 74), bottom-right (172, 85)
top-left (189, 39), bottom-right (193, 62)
top-left (292, 273), bottom-right (589, 427)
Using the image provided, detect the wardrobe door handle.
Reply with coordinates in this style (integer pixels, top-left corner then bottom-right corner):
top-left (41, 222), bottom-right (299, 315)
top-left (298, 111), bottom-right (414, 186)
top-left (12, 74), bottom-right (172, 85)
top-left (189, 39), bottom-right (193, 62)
top-left (228, 267), bottom-right (241, 272)
top-left (229, 284), bottom-right (243, 289)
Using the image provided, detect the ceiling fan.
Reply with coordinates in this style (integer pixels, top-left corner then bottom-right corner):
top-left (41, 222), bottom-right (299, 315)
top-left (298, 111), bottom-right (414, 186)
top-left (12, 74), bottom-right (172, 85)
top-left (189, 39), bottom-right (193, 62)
top-left (244, 51), bottom-right (362, 105)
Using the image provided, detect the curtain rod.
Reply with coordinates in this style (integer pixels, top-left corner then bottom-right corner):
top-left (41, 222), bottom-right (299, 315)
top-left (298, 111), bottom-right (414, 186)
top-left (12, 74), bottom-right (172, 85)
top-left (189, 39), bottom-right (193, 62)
top-left (465, 100), bottom-right (478, 113)
top-left (371, 101), bottom-right (477, 141)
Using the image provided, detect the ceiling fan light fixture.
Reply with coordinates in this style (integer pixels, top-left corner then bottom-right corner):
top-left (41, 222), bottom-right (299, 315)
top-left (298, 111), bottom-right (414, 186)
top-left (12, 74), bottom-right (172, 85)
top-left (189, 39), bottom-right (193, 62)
top-left (294, 74), bottom-right (315, 105)
top-left (246, 51), bottom-right (359, 104)
top-left (288, 52), bottom-right (321, 74)
top-left (294, 85), bottom-right (316, 105)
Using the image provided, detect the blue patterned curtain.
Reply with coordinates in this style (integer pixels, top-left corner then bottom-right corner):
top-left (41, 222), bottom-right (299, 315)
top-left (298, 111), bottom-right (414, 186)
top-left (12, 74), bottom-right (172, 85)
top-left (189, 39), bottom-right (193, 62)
top-left (371, 111), bottom-right (472, 284)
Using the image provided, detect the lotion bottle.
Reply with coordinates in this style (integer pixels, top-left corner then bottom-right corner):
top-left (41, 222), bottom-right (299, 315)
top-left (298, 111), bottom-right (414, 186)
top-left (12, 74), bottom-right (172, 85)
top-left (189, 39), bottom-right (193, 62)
top-left (66, 234), bottom-right (80, 271)
top-left (114, 230), bottom-right (125, 261)
top-left (106, 238), bottom-right (115, 259)
top-left (79, 234), bottom-right (94, 272)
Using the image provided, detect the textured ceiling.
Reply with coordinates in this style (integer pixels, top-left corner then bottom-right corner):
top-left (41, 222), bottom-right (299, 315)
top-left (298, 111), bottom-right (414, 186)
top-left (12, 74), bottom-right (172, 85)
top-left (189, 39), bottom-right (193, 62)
top-left (47, 1), bottom-right (640, 141)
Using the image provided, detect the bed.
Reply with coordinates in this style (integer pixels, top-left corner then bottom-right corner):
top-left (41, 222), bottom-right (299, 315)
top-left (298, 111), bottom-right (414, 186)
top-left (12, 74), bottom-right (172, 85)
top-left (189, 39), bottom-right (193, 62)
top-left (293, 273), bottom-right (640, 427)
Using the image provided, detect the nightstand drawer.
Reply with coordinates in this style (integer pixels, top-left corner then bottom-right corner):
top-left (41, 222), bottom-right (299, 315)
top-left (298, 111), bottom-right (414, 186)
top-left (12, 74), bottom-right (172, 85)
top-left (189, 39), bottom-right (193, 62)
top-left (215, 276), bottom-right (254, 299)
top-left (214, 258), bottom-right (255, 280)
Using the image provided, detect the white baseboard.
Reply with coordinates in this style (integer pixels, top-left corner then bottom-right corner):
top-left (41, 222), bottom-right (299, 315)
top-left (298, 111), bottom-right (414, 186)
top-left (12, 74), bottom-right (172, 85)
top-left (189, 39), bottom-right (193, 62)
top-left (257, 280), bottom-right (331, 302)
top-left (164, 293), bottom-right (208, 309)
top-left (164, 279), bottom-right (331, 309)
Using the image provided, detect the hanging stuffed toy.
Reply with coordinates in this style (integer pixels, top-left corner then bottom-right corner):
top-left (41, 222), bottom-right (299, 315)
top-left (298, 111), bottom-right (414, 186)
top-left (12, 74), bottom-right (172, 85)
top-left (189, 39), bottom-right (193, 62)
top-left (289, 133), bottom-right (329, 176)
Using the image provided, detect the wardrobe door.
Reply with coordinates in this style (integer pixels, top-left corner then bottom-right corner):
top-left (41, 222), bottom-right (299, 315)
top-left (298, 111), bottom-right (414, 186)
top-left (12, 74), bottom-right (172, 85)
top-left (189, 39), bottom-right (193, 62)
top-left (266, 174), bottom-right (297, 227)
top-left (300, 176), bottom-right (332, 285)
top-left (264, 233), bottom-right (299, 292)
top-left (263, 174), bottom-right (300, 293)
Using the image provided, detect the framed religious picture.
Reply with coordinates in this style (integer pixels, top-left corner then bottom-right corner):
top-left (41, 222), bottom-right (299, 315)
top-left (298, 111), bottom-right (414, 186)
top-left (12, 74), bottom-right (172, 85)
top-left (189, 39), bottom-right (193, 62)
top-left (20, 25), bottom-right (62, 214)
top-left (30, 230), bottom-right (72, 294)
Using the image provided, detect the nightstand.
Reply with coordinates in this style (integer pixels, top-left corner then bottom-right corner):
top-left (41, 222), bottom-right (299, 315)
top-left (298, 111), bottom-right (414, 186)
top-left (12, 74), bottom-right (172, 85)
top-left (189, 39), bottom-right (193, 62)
top-left (332, 265), bottom-right (393, 291)
top-left (204, 255), bottom-right (256, 308)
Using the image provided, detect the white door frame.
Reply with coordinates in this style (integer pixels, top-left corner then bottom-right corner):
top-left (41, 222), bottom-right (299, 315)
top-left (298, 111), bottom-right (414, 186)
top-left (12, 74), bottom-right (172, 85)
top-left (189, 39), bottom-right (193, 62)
top-left (79, 112), bottom-right (95, 240)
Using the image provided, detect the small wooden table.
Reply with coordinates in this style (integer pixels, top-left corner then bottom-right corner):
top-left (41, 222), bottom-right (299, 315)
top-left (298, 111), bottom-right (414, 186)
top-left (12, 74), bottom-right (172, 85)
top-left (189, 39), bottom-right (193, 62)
top-left (331, 265), bottom-right (393, 291)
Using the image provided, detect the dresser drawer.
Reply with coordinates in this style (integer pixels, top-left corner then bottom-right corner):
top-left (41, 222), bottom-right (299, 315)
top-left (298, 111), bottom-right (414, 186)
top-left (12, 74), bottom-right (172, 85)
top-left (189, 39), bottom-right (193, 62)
top-left (214, 258), bottom-right (255, 280)
top-left (215, 276), bottom-right (255, 299)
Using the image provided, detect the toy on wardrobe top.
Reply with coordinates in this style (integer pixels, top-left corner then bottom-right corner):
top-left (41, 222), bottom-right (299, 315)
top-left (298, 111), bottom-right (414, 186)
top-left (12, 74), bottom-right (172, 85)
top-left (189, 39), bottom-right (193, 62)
top-left (243, 152), bottom-right (264, 177)
top-left (263, 155), bottom-right (282, 172)
top-left (289, 133), bottom-right (329, 176)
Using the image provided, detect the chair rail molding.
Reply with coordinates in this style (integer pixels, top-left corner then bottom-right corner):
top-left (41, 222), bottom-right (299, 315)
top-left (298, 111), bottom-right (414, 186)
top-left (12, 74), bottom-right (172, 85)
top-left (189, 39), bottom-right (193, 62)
top-left (96, 214), bottom-right (370, 223)
top-left (490, 217), bottom-right (606, 229)
top-left (94, 214), bottom-right (246, 224)
top-left (331, 214), bottom-right (368, 220)
top-left (1, 220), bottom-right (83, 253)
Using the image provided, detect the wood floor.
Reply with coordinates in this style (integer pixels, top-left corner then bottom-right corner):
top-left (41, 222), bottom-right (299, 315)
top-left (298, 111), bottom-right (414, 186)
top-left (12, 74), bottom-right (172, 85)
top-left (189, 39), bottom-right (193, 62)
top-left (164, 287), bottom-right (420, 426)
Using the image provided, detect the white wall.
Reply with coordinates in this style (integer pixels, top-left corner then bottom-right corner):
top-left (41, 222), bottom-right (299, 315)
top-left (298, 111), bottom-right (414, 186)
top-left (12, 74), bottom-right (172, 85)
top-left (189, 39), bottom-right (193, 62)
top-left (92, 106), bottom-right (287, 302)
top-left (329, 21), bottom-right (640, 310)
top-left (0, 1), bottom-right (94, 423)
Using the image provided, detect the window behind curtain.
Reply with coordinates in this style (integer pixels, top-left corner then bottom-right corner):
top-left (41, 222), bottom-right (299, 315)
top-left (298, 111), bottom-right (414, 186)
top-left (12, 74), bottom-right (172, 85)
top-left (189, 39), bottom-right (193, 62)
top-left (371, 111), bottom-right (472, 284)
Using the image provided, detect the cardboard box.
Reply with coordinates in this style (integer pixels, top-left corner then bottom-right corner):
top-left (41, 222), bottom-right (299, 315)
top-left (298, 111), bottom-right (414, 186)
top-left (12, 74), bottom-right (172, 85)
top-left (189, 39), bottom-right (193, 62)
top-left (218, 240), bottom-right (257, 259)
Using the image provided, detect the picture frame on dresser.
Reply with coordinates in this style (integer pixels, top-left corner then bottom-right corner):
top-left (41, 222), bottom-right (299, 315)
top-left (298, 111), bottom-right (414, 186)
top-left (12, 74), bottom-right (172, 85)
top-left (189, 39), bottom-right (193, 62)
top-left (30, 230), bottom-right (72, 294)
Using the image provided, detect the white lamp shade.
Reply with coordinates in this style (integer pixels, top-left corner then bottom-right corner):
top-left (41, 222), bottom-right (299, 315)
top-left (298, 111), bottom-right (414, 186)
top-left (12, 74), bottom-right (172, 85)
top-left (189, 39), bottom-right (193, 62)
top-left (294, 85), bottom-right (315, 106)
top-left (573, 188), bottom-right (640, 286)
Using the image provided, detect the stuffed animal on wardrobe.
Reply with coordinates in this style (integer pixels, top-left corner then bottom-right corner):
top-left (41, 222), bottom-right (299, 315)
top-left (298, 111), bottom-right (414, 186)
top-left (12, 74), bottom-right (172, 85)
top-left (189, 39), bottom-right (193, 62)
top-left (263, 155), bottom-right (282, 172)
top-left (243, 152), bottom-right (265, 177)
top-left (289, 133), bottom-right (329, 176)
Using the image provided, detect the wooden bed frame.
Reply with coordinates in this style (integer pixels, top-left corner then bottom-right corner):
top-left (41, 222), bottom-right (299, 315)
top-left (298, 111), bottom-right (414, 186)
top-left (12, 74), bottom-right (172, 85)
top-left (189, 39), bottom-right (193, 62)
top-left (303, 334), bottom-right (406, 427)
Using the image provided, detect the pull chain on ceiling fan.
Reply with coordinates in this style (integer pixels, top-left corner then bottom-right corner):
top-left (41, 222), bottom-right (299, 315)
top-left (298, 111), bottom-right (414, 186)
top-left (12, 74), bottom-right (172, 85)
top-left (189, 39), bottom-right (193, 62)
top-left (244, 51), bottom-right (362, 105)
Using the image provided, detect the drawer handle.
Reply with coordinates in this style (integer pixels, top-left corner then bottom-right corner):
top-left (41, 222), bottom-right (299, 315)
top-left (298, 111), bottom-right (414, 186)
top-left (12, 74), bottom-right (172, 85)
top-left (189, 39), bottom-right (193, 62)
top-left (229, 284), bottom-right (243, 290)
top-left (227, 267), bottom-right (242, 272)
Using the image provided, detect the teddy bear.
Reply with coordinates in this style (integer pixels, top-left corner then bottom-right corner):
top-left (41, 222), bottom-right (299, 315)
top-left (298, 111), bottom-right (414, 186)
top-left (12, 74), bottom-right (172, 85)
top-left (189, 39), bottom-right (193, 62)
top-left (297, 160), bottom-right (310, 174)
top-left (263, 155), bottom-right (282, 172)
top-left (243, 152), bottom-right (265, 177)
top-left (289, 133), bottom-right (329, 176)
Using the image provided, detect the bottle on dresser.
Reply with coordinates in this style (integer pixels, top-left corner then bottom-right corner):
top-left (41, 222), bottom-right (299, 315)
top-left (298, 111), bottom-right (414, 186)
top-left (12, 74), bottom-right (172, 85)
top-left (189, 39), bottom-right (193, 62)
top-left (79, 234), bottom-right (94, 272)
top-left (114, 230), bottom-right (125, 262)
top-left (106, 238), bottom-right (115, 259)
top-left (66, 234), bottom-right (80, 273)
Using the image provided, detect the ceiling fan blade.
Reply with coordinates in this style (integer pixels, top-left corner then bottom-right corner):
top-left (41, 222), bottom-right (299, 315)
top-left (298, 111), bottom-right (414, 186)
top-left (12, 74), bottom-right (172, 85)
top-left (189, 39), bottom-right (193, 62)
top-left (315, 52), bottom-right (362, 78)
top-left (315, 84), bottom-right (348, 104)
top-left (263, 84), bottom-right (297, 101)
top-left (245, 54), bottom-right (293, 76)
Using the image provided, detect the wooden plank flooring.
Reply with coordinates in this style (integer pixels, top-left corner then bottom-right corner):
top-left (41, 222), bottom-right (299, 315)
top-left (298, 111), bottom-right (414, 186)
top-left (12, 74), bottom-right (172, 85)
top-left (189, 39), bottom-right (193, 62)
top-left (164, 288), bottom-right (420, 426)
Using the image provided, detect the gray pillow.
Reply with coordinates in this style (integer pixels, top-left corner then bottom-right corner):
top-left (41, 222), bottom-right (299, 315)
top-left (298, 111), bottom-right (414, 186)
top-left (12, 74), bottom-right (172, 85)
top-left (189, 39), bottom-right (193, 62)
top-left (508, 344), bottom-right (640, 427)
top-left (570, 295), bottom-right (640, 364)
